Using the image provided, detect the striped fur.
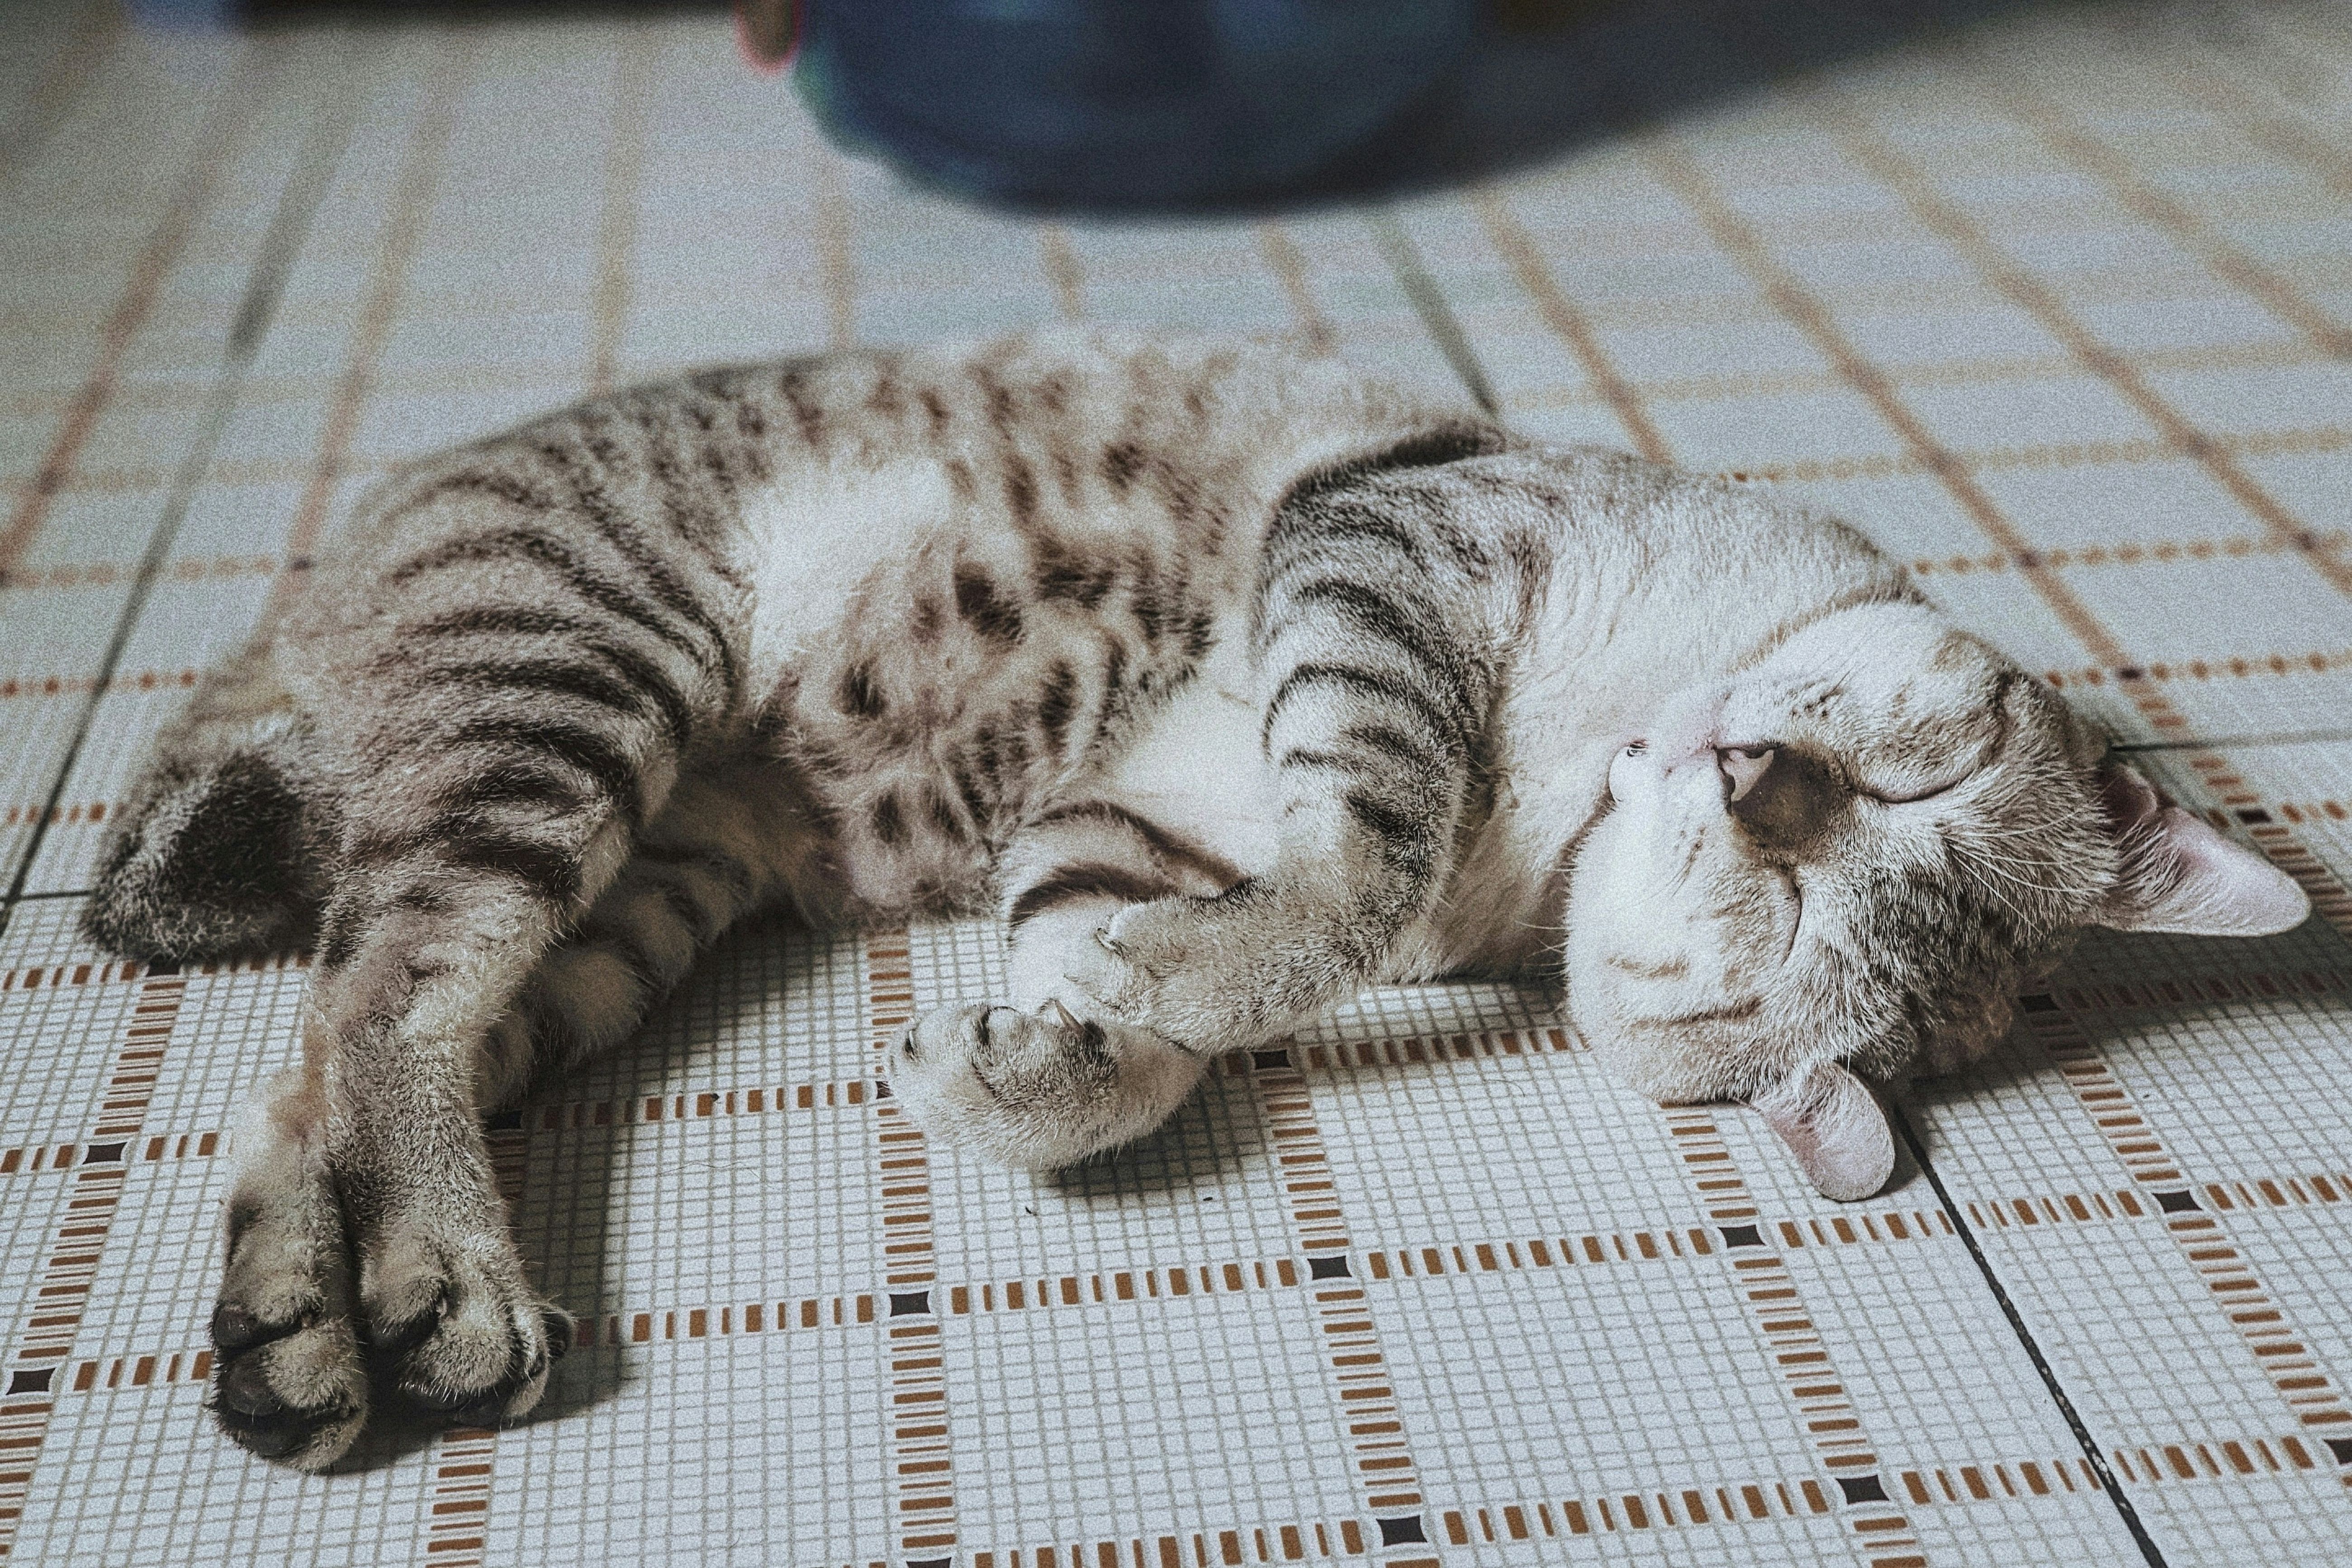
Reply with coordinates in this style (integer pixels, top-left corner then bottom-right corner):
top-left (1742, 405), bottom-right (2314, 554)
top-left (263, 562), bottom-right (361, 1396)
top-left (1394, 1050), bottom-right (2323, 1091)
top-left (85, 331), bottom-right (2304, 1469)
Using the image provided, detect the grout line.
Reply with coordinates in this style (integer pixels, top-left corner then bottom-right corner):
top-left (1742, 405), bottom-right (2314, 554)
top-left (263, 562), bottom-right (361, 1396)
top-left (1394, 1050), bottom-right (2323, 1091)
top-left (8, 290), bottom-right (2341, 421)
top-left (0, 0), bottom-right (121, 185)
top-left (18, 409), bottom-right (2352, 504)
top-left (260, 39), bottom-right (473, 632)
top-left (0, 47), bottom-right (268, 588)
top-left (864, 928), bottom-right (962, 1568)
top-left (1964, 47), bottom-right (2352, 358)
top-left (2157, 36), bottom-right (2352, 204)
top-left (1468, 190), bottom-right (1665, 457)
top-left (1250, 1046), bottom-right (1443, 1567)
top-left (1660, 1108), bottom-right (1931, 1568)
top-left (0, 965), bottom-right (190, 1560)
top-left (1255, 222), bottom-right (1339, 356)
top-left (586, 26), bottom-right (655, 398)
top-left (1820, 93), bottom-right (2352, 599)
top-left (1365, 210), bottom-right (1499, 416)
top-left (0, 35), bottom-right (361, 916)
top-left (2027, 984), bottom-right (2352, 1423)
top-left (1890, 1104), bottom-right (2169, 1568)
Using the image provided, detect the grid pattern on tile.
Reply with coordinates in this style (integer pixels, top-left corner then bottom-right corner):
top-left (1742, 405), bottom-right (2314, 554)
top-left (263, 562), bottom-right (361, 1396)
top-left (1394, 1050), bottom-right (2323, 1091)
top-left (5, 4), bottom-right (2352, 1567)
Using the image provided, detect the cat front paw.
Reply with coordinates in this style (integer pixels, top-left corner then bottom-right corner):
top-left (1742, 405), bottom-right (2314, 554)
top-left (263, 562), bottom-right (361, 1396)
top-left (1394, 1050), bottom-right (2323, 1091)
top-left (1063, 898), bottom-right (1273, 1057)
top-left (210, 1154), bottom-right (369, 1469)
top-left (211, 1115), bottom-right (565, 1469)
top-left (891, 997), bottom-right (1206, 1169)
top-left (358, 1205), bottom-right (569, 1430)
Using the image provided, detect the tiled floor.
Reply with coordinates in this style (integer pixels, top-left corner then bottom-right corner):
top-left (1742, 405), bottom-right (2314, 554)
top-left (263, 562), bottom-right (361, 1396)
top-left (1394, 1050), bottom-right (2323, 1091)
top-left (3, 2), bottom-right (2351, 1565)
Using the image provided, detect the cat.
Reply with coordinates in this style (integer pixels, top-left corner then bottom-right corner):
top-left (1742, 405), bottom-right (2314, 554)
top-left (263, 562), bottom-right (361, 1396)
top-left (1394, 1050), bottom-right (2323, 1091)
top-left (84, 331), bottom-right (2306, 1470)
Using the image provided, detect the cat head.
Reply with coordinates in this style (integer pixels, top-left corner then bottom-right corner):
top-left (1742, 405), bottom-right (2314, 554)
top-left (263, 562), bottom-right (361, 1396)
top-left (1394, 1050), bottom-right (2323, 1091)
top-left (1561, 600), bottom-right (2306, 1202)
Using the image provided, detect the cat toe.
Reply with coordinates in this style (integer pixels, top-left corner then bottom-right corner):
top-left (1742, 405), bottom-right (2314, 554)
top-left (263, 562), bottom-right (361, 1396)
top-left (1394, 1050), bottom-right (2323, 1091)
top-left (893, 998), bottom-right (1207, 1169)
top-left (361, 1224), bottom-right (559, 1428)
top-left (208, 1316), bottom-right (369, 1470)
top-left (212, 1162), bottom-right (370, 1468)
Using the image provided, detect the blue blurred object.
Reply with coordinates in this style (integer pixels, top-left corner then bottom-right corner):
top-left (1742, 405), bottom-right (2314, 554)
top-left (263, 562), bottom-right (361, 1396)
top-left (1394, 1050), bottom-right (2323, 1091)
top-left (126, 0), bottom-right (241, 26)
top-left (793, 0), bottom-right (1482, 210)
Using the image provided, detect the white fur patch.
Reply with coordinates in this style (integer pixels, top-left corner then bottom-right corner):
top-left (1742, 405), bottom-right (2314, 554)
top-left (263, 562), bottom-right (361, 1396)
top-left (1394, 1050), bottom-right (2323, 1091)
top-left (735, 460), bottom-right (960, 697)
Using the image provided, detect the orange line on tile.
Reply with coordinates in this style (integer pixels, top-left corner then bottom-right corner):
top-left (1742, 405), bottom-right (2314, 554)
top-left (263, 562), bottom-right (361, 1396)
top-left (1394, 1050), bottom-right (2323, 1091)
top-left (1293, 1024), bottom-right (1577, 1072)
top-left (970, 1511), bottom-right (1366, 1568)
top-left (2107, 1430), bottom-right (2328, 1487)
top-left (1976, 63), bottom-right (2352, 358)
top-left (0, 57), bottom-right (269, 588)
top-left (585, 30), bottom-right (654, 398)
top-left (261, 42), bottom-right (471, 631)
top-left (0, 966), bottom-right (188, 1559)
top-left (1641, 132), bottom-right (2352, 965)
top-left (1440, 1461), bottom-right (1860, 1546)
top-left (2039, 647), bottom-right (2352, 693)
top-left (864, 928), bottom-right (960, 1567)
top-left (2159, 49), bottom-right (2352, 206)
top-left (1474, 190), bottom-right (1672, 463)
top-left (1502, 337), bottom-right (2335, 417)
top-left (1826, 100), bottom-right (2352, 599)
top-left (2022, 995), bottom-right (2352, 1436)
top-left (817, 154), bottom-right (855, 351)
top-left (1257, 224), bottom-right (1338, 357)
top-left (1906, 531), bottom-right (2343, 580)
top-left (0, 1127), bottom-right (223, 1180)
top-left (0, 950), bottom-right (302, 994)
top-left (1661, 1110), bottom-right (1927, 1563)
top-left (1038, 226), bottom-right (1086, 324)
top-left (1641, 139), bottom-right (2139, 673)
top-left (0, 0), bottom-right (120, 181)
top-left (1249, 1047), bottom-right (1443, 1564)
top-left (2172, 751), bottom-right (2352, 946)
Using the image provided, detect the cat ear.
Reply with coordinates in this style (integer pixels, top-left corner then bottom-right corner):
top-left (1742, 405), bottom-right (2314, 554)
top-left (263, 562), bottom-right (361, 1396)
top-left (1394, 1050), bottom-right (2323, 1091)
top-left (1749, 1060), bottom-right (1894, 1203)
top-left (2092, 763), bottom-right (2309, 937)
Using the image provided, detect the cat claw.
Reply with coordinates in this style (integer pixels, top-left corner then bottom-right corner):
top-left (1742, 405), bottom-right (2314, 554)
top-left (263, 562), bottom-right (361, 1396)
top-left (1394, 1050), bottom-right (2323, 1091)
top-left (1091, 927), bottom-right (1128, 959)
top-left (1041, 997), bottom-right (1081, 1028)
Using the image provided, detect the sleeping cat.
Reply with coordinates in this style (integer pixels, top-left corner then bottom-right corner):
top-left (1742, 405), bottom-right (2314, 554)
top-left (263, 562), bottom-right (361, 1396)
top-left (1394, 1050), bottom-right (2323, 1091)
top-left (85, 332), bottom-right (2305, 1469)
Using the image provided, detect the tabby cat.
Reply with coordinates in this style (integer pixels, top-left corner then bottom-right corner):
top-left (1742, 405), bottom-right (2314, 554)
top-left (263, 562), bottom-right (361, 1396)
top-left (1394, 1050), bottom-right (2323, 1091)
top-left (86, 332), bottom-right (2306, 1469)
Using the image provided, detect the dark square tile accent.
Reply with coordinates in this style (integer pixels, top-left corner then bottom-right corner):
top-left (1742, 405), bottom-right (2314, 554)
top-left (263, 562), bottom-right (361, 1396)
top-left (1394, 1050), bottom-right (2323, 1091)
top-left (2019, 994), bottom-right (2056, 1012)
top-left (146, 958), bottom-right (180, 977)
top-left (908, 1557), bottom-right (952, 1568)
top-left (1838, 1474), bottom-right (1889, 1505)
top-left (1375, 1516), bottom-right (1427, 1546)
top-left (2155, 1189), bottom-right (2201, 1213)
top-left (1719, 1224), bottom-right (1764, 1248)
top-left (483, 1110), bottom-right (523, 1132)
top-left (82, 1142), bottom-right (124, 1164)
top-left (8, 1368), bottom-right (54, 1395)
top-left (888, 1291), bottom-right (931, 1317)
top-left (2325, 1438), bottom-right (2352, 1466)
top-left (1308, 1254), bottom-right (1351, 1279)
top-left (1252, 1048), bottom-right (1291, 1071)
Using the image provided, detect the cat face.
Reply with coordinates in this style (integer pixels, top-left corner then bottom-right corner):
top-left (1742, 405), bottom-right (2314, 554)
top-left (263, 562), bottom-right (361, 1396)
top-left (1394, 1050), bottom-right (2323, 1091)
top-left (1562, 602), bottom-right (2307, 1199)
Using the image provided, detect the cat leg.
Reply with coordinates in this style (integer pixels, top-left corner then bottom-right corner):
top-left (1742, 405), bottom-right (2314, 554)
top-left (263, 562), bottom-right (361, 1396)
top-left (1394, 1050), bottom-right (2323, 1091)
top-left (893, 799), bottom-right (1237, 1167)
top-left (213, 866), bottom-right (600, 1468)
top-left (1066, 493), bottom-right (1498, 1056)
top-left (484, 757), bottom-right (822, 1099)
top-left (209, 660), bottom-right (735, 1465)
top-left (212, 753), bottom-right (816, 1466)
top-left (897, 489), bottom-right (1502, 1169)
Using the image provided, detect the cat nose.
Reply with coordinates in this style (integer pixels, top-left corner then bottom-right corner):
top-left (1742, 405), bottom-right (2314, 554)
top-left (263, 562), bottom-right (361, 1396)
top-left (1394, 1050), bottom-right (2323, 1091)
top-left (1716, 745), bottom-right (1775, 804)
